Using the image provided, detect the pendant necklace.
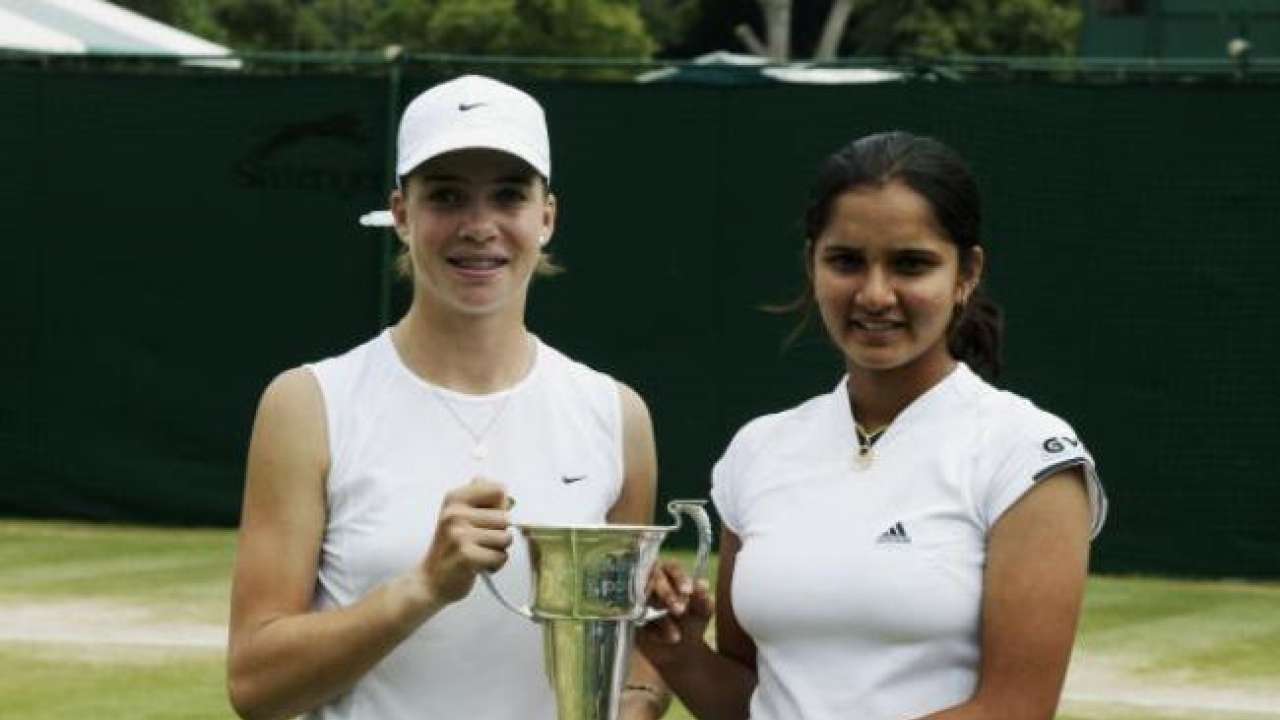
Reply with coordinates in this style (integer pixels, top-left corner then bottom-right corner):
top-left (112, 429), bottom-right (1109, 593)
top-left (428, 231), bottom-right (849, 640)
top-left (434, 389), bottom-right (514, 461)
top-left (430, 336), bottom-right (533, 461)
top-left (853, 421), bottom-right (888, 470)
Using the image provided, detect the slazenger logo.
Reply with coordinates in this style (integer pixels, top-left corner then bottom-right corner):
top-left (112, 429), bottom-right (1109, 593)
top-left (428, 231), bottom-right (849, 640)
top-left (1042, 436), bottom-right (1080, 453)
top-left (235, 112), bottom-right (379, 198)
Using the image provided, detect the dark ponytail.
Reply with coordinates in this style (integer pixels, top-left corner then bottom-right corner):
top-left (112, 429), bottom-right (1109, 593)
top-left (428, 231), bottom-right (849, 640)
top-left (795, 131), bottom-right (1005, 380)
top-left (948, 286), bottom-right (1003, 381)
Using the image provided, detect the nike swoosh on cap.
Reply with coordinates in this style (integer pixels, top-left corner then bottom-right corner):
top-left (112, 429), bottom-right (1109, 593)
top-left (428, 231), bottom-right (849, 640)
top-left (458, 102), bottom-right (487, 111)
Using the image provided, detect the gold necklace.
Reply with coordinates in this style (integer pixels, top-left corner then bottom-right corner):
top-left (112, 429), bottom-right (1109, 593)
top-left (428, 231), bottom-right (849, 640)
top-left (853, 422), bottom-right (888, 470)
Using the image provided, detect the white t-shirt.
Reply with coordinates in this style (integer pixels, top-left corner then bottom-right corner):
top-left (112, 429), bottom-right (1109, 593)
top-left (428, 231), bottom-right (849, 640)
top-left (305, 330), bottom-right (625, 720)
top-left (711, 363), bottom-right (1107, 720)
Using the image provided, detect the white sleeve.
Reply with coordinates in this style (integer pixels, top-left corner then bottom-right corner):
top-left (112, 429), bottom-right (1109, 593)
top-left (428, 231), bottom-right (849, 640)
top-left (979, 405), bottom-right (1108, 539)
top-left (710, 422), bottom-right (758, 536)
top-left (710, 448), bottom-right (740, 536)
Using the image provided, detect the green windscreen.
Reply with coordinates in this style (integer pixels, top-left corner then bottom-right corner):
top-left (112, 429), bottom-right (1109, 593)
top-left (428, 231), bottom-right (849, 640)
top-left (3, 65), bottom-right (1277, 578)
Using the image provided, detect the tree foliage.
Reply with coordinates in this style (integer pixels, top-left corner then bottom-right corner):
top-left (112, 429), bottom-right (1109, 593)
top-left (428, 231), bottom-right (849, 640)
top-left (114, 0), bottom-right (662, 57)
top-left (114, 0), bottom-right (229, 44)
top-left (673, 0), bottom-right (1082, 61)
top-left (113, 0), bottom-right (1077, 59)
top-left (363, 0), bottom-right (655, 57)
top-left (876, 0), bottom-right (1082, 58)
top-left (638, 0), bottom-right (704, 50)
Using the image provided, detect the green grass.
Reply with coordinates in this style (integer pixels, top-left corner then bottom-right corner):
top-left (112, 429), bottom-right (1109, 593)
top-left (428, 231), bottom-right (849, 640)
top-left (0, 644), bottom-right (230, 720)
top-left (1078, 575), bottom-right (1280, 687)
top-left (0, 520), bottom-right (235, 623)
top-left (1055, 702), bottom-right (1280, 720)
top-left (2, 521), bottom-right (1277, 720)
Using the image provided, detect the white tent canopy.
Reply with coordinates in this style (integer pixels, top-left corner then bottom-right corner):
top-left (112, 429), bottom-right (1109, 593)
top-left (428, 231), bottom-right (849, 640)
top-left (0, 0), bottom-right (232, 58)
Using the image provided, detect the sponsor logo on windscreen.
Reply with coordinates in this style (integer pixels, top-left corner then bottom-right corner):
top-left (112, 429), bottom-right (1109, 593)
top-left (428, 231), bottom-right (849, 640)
top-left (235, 112), bottom-right (379, 197)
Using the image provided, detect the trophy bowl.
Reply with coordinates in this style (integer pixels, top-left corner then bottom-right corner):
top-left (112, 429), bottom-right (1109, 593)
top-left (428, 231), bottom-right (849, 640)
top-left (482, 500), bottom-right (713, 720)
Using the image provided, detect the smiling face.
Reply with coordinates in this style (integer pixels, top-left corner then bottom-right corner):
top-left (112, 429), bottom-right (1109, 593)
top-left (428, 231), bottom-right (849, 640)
top-left (390, 148), bottom-right (555, 317)
top-left (812, 180), bottom-right (981, 380)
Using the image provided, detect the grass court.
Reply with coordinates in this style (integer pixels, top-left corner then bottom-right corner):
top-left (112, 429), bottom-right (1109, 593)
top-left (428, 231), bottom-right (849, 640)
top-left (1, 520), bottom-right (1276, 719)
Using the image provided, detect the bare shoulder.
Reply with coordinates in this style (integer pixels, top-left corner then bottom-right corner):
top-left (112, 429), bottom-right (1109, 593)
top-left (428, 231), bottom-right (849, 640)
top-left (615, 380), bottom-right (653, 431)
top-left (608, 380), bottom-right (657, 525)
top-left (258, 367), bottom-right (325, 427)
top-left (241, 366), bottom-right (329, 529)
top-left (251, 368), bottom-right (328, 470)
top-left (614, 380), bottom-right (655, 469)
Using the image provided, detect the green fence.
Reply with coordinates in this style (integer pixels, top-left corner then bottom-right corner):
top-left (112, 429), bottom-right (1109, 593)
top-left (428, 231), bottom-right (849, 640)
top-left (2, 59), bottom-right (1277, 578)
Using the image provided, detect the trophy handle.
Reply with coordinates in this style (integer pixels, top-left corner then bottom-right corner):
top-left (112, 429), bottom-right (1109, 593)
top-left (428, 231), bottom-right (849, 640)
top-left (481, 571), bottom-right (536, 621)
top-left (638, 499), bottom-right (714, 625)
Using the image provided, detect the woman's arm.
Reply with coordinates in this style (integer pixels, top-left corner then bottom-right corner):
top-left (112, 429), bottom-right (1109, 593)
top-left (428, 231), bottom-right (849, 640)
top-left (607, 382), bottom-right (658, 527)
top-left (226, 368), bottom-right (512, 720)
top-left (639, 528), bottom-right (758, 720)
top-left (607, 382), bottom-right (671, 720)
top-left (921, 469), bottom-right (1093, 720)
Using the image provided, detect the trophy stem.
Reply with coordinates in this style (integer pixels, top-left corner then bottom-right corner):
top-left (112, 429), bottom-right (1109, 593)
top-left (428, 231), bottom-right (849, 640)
top-left (543, 619), bottom-right (634, 720)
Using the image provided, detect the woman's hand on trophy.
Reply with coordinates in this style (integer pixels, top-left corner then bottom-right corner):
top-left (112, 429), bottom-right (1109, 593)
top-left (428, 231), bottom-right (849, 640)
top-left (636, 560), bottom-right (714, 668)
top-left (417, 478), bottom-right (513, 608)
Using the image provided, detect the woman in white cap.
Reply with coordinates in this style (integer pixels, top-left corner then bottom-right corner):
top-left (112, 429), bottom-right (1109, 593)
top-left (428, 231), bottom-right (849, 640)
top-left (638, 131), bottom-right (1107, 719)
top-left (227, 75), bottom-right (671, 720)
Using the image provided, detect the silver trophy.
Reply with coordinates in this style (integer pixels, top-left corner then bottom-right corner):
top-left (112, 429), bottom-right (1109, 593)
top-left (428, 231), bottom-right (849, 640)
top-left (482, 499), bottom-right (713, 720)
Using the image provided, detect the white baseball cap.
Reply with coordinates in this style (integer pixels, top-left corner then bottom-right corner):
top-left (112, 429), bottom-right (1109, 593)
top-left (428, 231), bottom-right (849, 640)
top-left (360, 74), bottom-right (550, 228)
top-left (398, 74), bottom-right (550, 181)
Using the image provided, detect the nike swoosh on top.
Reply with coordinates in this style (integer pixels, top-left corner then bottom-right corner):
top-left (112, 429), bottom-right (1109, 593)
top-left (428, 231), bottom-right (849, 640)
top-left (458, 102), bottom-right (487, 111)
top-left (562, 476), bottom-right (586, 484)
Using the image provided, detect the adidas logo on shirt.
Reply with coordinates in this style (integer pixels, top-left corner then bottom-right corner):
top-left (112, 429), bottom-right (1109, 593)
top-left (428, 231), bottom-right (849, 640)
top-left (876, 522), bottom-right (911, 544)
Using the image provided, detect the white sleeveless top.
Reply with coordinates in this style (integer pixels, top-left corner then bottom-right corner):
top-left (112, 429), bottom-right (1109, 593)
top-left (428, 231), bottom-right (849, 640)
top-left (304, 330), bottom-right (624, 720)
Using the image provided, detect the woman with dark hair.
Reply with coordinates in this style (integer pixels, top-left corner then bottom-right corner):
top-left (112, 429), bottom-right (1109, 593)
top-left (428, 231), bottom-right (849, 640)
top-left (640, 131), bottom-right (1107, 719)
